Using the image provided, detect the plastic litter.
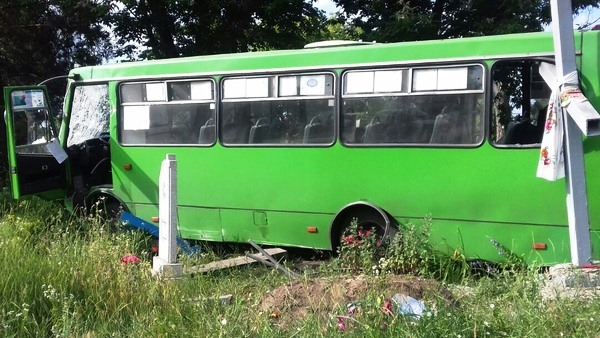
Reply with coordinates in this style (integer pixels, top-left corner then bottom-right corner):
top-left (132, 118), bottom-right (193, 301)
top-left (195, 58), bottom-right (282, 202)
top-left (120, 254), bottom-right (141, 265)
top-left (392, 293), bottom-right (426, 319)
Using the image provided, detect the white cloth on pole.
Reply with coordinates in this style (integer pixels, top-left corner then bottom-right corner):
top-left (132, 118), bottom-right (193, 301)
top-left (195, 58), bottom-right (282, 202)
top-left (536, 71), bottom-right (579, 181)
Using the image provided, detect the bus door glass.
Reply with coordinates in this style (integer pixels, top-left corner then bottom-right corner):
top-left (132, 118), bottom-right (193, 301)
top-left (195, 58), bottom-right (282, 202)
top-left (3, 86), bottom-right (68, 199)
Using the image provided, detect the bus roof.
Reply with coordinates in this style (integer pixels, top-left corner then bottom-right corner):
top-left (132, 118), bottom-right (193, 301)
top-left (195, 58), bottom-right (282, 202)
top-left (71, 31), bottom-right (583, 81)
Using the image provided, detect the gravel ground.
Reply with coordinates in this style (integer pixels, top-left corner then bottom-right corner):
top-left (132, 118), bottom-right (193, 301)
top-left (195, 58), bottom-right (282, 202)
top-left (541, 263), bottom-right (600, 301)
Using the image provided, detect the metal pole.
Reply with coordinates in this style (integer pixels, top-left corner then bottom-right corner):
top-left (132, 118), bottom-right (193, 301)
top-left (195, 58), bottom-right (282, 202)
top-left (550, 0), bottom-right (592, 265)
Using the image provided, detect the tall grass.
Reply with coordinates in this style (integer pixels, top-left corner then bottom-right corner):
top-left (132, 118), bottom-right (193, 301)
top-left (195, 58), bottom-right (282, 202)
top-left (0, 194), bottom-right (599, 337)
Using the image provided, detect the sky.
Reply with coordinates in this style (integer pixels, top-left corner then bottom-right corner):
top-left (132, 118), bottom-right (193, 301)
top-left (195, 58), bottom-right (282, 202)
top-left (314, 0), bottom-right (338, 16)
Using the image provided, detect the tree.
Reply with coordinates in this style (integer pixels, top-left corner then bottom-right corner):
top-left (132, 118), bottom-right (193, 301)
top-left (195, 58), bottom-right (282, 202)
top-left (0, 0), bottom-right (112, 176)
top-left (333, 0), bottom-right (600, 43)
top-left (0, 0), bottom-right (112, 86)
top-left (107, 0), bottom-right (328, 59)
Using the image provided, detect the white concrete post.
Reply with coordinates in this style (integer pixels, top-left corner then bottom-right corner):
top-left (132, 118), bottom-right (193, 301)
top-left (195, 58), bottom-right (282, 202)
top-left (152, 154), bottom-right (183, 277)
top-left (550, 0), bottom-right (593, 266)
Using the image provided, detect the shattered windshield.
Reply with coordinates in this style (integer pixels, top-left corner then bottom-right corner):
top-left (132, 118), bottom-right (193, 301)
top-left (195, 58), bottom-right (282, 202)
top-left (66, 84), bottom-right (110, 147)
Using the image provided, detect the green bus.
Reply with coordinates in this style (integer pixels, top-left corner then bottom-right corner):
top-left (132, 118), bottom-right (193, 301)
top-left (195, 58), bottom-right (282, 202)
top-left (4, 31), bottom-right (600, 264)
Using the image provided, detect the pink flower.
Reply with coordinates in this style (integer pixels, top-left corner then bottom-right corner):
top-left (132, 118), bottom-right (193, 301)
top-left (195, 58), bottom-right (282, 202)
top-left (337, 317), bottom-right (347, 330)
top-left (151, 245), bottom-right (158, 253)
top-left (120, 254), bottom-right (141, 265)
top-left (358, 230), bottom-right (364, 237)
top-left (345, 236), bottom-right (354, 244)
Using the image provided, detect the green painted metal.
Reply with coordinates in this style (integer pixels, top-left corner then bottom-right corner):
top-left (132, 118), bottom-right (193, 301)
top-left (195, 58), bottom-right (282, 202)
top-left (6, 31), bottom-right (600, 264)
top-left (3, 85), bottom-right (67, 200)
top-left (78, 31), bottom-right (600, 263)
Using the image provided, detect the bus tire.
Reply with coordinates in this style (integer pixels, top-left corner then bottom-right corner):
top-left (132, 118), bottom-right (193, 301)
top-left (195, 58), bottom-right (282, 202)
top-left (85, 193), bottom-right (126, 225)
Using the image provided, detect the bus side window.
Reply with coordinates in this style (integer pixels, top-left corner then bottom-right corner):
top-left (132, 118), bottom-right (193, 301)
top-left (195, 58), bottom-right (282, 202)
top-left (119, 80), bottom-right (216, 146)
top-left (302, 99), bottom-right (334, 144)
top-left (341, 65), bottom-right (484, 146)
top-left (221, 103), bottom-right (252, 144)
top-left (220, 74), bottom-right (335, 146)
top-left (491, 60), bottom-right (551, 147)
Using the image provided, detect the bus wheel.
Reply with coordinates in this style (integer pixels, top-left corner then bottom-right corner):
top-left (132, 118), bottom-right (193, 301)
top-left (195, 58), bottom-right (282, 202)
top-left (87, 195), bottom-right (125, 226)
top-left (333, 207), bottom-right (391, 252)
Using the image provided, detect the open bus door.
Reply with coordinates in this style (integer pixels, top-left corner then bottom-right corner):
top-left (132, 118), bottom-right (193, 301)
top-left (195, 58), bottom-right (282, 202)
top-left (3, 86), bottom-right (68, 200)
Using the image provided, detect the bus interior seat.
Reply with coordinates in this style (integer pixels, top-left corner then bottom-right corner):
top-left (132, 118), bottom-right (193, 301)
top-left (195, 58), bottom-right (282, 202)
top-left (420, 119), bottom-right (435, 142)
top-left (405, 111), bottom-right (427, 143)
top-left (430, 108), bottom-right (473, 144)
top-left (303, 116), bottom-right (329, 143)
top-left (504, 120), bottom-right (537, 145)
top-left (384, 112), bottom-right (404, 143)
top-left (363, 116), bottom-right (386, 143)
top-left (448, 119), bottom-right (469, 143)
top-left (198, 118), bottom-right (216, 144)
top-left (504, 107), bottom-right (547, 145)
top-left (342, 115), bottom-right (356, 143)
top-left (429, 113), bottom-right (451, 143)
top-left (122, 130), bottom-right (146, 144)
top-left (222, 119), bottom-right (251, 144)
top-left (248, 118), bottom-right (270, 143)
top-left (146, 127), bottom-right (173, 143)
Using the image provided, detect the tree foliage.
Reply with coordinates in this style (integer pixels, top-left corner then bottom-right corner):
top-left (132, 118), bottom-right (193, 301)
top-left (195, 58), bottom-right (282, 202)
top-left (0, 0), bottom-right (112, 175)
top-left (333, 0), bottom-right (600, 43)
top-left (0, 0), bottom-right (111, 87)
top-left (107, 0), bottom-right (328, 59)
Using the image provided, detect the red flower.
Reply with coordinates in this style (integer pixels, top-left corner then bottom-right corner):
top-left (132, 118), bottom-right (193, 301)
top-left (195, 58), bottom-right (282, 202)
top-left (120, 254), bottom-right (141, 265)
top-left (345, 236), bottom-right (354, 244)
top-left (381, 300), bottom-right (393, 316)
top-left (151, 245), bottom-right (158, 253)
top-left (365, 230), bottom-right (371, 237)
top-left (376, 241), bottom-right (382, 247)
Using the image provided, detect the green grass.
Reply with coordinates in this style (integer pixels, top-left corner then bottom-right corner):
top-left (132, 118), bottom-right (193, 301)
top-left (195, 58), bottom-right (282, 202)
top-left (0, 194), bottom-right (599, 337)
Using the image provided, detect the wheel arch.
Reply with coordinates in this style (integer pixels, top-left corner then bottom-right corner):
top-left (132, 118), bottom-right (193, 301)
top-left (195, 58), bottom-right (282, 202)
top-left (84, 186), bottom-right (129, 214)
top-left (329, 201), bottom-right (397, 250)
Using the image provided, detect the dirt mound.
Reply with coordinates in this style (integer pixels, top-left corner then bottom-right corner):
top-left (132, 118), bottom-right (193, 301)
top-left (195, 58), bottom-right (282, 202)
top-left (259, 275), bottom-right (455, 327)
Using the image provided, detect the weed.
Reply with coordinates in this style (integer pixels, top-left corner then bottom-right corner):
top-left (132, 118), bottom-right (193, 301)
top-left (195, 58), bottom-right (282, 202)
top-left (1, 196), bottom-right (600, 337)
top-left (334, 216), bottom-right (470, 282)
top-left (334, 217), bottom-right (383, 273)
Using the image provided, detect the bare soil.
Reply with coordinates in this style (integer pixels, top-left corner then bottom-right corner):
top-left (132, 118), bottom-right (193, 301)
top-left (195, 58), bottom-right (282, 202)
top-left (259, 274), bottom-right (456, 328)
